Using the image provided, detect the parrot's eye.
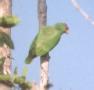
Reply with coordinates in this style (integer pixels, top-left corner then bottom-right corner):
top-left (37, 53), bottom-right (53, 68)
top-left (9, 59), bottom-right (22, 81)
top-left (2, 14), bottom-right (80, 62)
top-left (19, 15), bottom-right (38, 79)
top-left (64, 24), bottom-right (69, 30)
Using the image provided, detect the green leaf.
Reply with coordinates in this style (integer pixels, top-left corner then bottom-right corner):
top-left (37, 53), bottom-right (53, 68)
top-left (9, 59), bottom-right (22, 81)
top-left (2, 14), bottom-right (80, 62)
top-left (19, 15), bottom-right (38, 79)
top-left (14, 66), bottom-right (18, 75)
top-left (0, 16), bottom-right (20, 28)
top-left (22, 66), bottom-right (28, 77)
top-left (0, 31), bottom-right (14, 49)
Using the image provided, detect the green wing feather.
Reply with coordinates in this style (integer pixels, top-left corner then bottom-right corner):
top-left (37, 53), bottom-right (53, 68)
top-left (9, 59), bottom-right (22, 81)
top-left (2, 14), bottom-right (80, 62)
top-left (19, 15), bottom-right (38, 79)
top-left (35, 26), bottom-right (61, 56)
top-left (25, 35), bottom-right (38, 64)
top-left (0, 32), bottom-right (14, 49)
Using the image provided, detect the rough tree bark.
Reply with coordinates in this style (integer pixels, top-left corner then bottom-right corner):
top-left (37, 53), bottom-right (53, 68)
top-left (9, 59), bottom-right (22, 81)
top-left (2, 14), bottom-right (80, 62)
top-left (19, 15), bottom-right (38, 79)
top-left (0, 0), bottom-right (12, 90)
top-left (38, 0), bottom-right (50, 90)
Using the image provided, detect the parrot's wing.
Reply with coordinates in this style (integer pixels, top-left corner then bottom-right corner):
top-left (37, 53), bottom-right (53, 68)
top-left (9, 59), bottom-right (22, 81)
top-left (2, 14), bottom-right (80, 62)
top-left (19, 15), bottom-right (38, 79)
top-left (28, 34), bottom-right (38, 59)
top-left (0, 32), bottom-right (14, 49)
top-left (29, 34), bottom-right (38, 50)
top-left (26, 26), bottom-right (56, 57)
top-left (28, 33), bottom-right (39, 55)
top-left (36, 26), bottom-right (61, 56)
top-left (25, 34), bottom-right (39, 64)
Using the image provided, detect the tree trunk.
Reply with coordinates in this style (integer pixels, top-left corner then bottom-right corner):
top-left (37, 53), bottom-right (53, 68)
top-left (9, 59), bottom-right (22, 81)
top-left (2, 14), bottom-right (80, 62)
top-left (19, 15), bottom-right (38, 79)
top-left (0, 0), bottom-right (12, 90)
top-left (38, 0), bottom-right (50, 90)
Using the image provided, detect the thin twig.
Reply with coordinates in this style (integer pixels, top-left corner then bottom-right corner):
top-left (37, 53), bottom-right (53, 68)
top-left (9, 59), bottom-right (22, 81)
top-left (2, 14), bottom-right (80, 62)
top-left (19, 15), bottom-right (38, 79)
top-left (70, 0), bottom-right (94, 26)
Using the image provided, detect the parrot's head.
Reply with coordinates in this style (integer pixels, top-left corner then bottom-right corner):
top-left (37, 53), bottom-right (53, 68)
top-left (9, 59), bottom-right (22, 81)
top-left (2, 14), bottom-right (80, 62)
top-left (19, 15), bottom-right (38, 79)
top-left (55, 23), bottom-right (69, 34)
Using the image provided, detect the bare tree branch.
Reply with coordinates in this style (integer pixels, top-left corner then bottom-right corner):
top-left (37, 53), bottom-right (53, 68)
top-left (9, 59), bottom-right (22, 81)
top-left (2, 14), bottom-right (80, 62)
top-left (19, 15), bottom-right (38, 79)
top-left (38, 0), bottom-right (50, 90)
top-left (0, 0), bottom-right (12, 90)
top-left (0, 0), bottom-right (12, 76)
top-left (70, 0), bottom-right (94, 26)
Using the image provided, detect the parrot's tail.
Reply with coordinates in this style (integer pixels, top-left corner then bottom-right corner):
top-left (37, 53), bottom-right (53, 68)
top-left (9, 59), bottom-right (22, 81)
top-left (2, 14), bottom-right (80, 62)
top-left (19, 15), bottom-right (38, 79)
top-left (25, 54), bottom-right (36, 64)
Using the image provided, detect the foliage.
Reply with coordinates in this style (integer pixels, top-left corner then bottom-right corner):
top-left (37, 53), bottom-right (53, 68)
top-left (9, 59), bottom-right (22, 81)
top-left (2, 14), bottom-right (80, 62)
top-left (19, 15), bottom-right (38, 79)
top-left (0, 66), bottom-right (31, 89)
top-left (0, 31), bottom-right (14, 49)
top-left (0, 16), bottom-right (20, 28)
top-left (0, 15), bottom-right (31, 89)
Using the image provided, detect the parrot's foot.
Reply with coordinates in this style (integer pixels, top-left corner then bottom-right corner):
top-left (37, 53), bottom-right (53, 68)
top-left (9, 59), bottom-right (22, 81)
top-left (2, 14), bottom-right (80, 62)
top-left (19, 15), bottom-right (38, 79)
top-left (41, 54), bottom-right (50, 61)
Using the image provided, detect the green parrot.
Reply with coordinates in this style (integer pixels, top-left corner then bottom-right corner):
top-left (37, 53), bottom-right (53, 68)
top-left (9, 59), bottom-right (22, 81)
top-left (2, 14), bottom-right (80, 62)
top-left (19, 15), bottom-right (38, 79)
top-left (0, 16), bottom-right (20, 28)
top-left (25, 23), bottom-right (68, 64)
top-left (0, 31), bottom-right (14, 49)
